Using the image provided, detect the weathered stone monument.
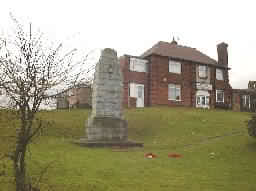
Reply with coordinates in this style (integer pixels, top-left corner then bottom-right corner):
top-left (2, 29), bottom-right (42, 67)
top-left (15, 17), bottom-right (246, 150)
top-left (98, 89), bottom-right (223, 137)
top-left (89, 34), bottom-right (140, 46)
top-left (76, 48), bottom-right (142, 147)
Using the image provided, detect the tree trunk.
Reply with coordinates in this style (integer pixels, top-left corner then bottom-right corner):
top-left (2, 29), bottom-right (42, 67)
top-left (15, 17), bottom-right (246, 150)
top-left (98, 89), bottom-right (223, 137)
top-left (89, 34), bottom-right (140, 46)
top-left (14, 140), bottom-right (27, 191)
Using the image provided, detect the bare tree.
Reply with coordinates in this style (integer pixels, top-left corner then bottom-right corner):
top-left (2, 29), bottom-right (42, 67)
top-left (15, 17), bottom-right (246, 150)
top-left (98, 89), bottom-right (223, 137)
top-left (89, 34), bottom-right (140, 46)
top-left (0, 16), bottom-right (92, 191)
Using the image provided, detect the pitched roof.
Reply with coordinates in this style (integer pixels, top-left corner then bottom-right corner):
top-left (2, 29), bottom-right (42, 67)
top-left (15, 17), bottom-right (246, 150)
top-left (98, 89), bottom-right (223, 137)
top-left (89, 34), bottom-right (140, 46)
top-left (233, 88), bottom-right (256, 94)
top-left (141, 41), bottom-right (228, 69)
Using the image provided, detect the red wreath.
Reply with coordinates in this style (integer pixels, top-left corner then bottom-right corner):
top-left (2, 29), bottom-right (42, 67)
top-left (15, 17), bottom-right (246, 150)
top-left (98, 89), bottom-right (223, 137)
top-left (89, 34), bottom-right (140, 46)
top-left (145, 153), bottom-right (157, 158)
top-left (168, 153), bottom-right (182, 158)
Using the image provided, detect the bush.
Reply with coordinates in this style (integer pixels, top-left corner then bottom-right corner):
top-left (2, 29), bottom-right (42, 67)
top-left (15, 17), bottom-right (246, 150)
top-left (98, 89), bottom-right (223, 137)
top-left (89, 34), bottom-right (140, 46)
top-left (248, 114), bottom-right (256, 137)
top-left (215, 103), bottom-right (230, 110)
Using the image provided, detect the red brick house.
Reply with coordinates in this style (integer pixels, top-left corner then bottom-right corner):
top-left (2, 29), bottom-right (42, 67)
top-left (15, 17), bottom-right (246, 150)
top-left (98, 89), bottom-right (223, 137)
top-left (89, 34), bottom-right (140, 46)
top-left (56, 84), bottom-right (92, 109)
top-left (232, 81), bottom-right (256, 112)
top-left (119, 40), bottom-right (232, 109)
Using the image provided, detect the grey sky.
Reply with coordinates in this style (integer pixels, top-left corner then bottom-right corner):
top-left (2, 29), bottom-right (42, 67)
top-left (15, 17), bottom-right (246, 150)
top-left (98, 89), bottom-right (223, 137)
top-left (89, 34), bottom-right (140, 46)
top-left (1, 0), bottom-right (255, 89)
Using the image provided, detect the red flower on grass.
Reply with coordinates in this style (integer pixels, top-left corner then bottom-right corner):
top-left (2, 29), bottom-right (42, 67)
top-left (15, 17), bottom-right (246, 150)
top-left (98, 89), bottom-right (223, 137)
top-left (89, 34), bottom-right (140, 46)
top-left (168, 153), bottom-right (182, 158)
top-left (145, 153), bottom-right (157, 158)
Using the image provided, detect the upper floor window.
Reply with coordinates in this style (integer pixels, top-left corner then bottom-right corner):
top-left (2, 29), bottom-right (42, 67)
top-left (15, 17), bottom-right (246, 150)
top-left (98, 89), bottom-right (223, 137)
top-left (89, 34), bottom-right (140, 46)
top-left (216, 90), bottom-right (224, 103)
top-left (130, 58), bottom-right (147, 73)
top-left (198, 65), bottom-right (207, 78)
top-left (169, 60), bottom-right (181, 74)
top-left (168, 84), bottom-right (181, 101)
top-left (216, 69), bottom-right (224, 80)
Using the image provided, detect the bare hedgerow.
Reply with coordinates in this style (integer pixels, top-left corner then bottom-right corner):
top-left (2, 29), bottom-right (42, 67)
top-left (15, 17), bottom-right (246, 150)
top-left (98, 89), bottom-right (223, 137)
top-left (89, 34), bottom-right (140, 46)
top-left (0, 15), bottom-right (94, 191)
top-left (248, 114), bottom-right (256, 138)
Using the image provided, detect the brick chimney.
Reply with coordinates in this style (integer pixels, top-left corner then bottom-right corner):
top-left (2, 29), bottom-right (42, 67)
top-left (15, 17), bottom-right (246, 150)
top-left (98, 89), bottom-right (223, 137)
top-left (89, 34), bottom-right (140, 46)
top-left (217, 42), bottom-right (228, 66)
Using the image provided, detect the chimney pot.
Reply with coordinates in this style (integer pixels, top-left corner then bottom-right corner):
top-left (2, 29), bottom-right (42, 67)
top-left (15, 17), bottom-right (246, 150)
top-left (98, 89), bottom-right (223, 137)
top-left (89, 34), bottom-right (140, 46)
top-left (170, 37), bottom-right (178, 45)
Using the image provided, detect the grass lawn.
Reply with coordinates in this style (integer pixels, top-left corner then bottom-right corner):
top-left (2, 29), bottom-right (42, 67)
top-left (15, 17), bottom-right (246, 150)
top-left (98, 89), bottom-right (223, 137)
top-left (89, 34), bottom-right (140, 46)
top-left (0, 107), bottom-right (256, 191)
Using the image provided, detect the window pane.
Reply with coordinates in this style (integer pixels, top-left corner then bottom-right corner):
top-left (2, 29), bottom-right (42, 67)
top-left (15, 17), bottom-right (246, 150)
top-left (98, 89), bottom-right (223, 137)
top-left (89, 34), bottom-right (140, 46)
top-left (201, 96), bottom-right (206, 105)
top-left (199, 65), bottom-right (207, 78)
top-left (168, 84), bottom-right (175, 100)
top-left (168, 84), bottom-right (181, 100)
top-left (138, 86), bottom-right (143, 98)
top-left (197, 97), bottom-right (201, 104)
top-left (168, 88), bottom-right (175, 100)
top-left (130, 60), bottom-right (134, 71)
top-left (134, 62), bottom-right (146, 72)
top-left (216, 90), bottom-right (224, 102)
top-left (243, 95), bottom-right (250, 106)
top-left (206, 96), bottom-right (210, 105)
top-left (216, 69), bottom-right (223, 80)
top-left (169, 60), bottom-right (181, 74)
top-left (129, 83), bottom-right (136, 97)
top-left (175, 85), bottom-right (181, 100)
top-left (175, 88), bottom-right (180, 100)
top-left (130, 58), bottom-right (147, 72)
top-left (218, 93), bottom-right (223, 102)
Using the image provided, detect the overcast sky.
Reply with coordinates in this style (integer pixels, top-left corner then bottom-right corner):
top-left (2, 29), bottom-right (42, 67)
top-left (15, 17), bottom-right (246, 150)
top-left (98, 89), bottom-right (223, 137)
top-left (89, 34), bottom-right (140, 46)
top-left (0, 0), bottom-right (255, 89)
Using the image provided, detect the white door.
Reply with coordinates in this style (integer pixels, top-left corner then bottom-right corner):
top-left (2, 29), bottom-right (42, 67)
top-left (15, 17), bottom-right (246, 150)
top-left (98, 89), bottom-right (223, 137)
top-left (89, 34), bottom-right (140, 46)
top-left (136, 84), bottom-right (144, 108)
top-left (129, 83), bottom-right (145, 108)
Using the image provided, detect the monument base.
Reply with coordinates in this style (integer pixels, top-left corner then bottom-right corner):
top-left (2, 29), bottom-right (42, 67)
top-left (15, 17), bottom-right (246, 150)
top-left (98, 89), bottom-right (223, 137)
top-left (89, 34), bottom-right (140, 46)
top-left (74, 138), bottom-right (143, 148)
top-left (86, 117), bottom-right (128, 141)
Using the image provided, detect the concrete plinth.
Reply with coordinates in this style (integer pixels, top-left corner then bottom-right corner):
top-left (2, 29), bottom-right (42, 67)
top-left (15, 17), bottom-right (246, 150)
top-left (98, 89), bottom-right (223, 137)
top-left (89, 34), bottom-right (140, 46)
top-left (74, 138), bottom-right (143, 148)
top-left (86, 117), bottom-right (128, 141)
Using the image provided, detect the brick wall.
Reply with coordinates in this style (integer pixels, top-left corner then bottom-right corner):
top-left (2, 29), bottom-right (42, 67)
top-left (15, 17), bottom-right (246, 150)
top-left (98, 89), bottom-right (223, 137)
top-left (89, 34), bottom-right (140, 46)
top-left (148, 55), bottom-right (195, 107)
top-left (120, 55), bottom-right (149, 108)
top-left (232, 92), bottom-right (241, 111)
top-left (120, 54), bottom-right (232, 109)
top-left (212, 67), bottom-right (232, 108)
top-left (67, 87), bottom-right (91, 108)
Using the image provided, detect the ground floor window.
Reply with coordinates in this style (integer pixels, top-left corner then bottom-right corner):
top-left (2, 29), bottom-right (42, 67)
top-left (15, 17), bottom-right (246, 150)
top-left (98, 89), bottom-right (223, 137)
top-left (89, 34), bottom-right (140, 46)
top-left (196, 90), bottom-right (210, 109)
top-left (168, 84), bottom-right (181, 101)
top-left (242, 95), bottom-right (250, 108)
top-left (197, 95), bottom-right (210, 106)
top-left (216, 90), bottom-right (224, 103)
top-left (129, 82), bottom-right (145, 108)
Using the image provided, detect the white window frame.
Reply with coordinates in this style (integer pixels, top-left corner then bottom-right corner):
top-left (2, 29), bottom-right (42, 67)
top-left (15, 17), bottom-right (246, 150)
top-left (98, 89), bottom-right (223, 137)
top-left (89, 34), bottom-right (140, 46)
top-left (169, 60), bottom-right (181, 74)
top-left (242, 95), bottom-right (251, 108)
top-left (216, 69), bottom-right (224, 80)
top-left (130, 58), bottom-right (147, 73)
top-left (168, 84), bottom-right (181, 101)
top-left (129, 83), bottom-right (137, 98)
top-left (199, 65), bottom-right (207, 78)
top-left (197, 95), bottom-right (210, 105)
top-left (216, 90), bottom-right (224, 103)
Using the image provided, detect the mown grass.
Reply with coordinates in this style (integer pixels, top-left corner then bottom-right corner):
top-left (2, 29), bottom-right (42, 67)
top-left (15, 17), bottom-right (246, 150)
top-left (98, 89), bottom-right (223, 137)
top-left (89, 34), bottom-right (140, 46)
top-left (0, 107), bottom-right (256, 191)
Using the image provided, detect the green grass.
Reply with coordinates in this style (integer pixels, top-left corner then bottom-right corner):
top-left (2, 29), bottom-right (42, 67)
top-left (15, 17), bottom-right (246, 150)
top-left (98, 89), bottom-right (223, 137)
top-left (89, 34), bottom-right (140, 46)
top-left (1, 107), bottom-right (256, 191)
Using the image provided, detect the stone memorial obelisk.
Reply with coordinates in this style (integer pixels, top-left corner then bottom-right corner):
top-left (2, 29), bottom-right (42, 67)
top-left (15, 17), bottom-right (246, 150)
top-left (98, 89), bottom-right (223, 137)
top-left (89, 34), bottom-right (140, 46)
top-left (77, 48), bottom-right (142, 147)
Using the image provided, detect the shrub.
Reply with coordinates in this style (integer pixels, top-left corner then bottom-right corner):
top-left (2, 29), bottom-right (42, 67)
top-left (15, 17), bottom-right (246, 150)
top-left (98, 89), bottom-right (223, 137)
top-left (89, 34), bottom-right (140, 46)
top-left (215, 103), bottom-right (230, 110)
top-left (248, 114), bottom-right (256, 137)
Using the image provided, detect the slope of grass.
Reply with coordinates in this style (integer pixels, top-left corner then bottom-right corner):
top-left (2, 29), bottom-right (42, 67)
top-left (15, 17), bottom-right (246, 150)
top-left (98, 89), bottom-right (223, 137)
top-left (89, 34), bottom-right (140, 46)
top-left (0, 107), bottom-right (255, 191)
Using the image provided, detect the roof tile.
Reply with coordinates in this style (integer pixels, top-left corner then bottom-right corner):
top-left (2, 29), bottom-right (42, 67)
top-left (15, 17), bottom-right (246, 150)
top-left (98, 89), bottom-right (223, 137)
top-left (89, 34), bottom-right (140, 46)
top-left (141, 41), bottom-right (228, 68)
